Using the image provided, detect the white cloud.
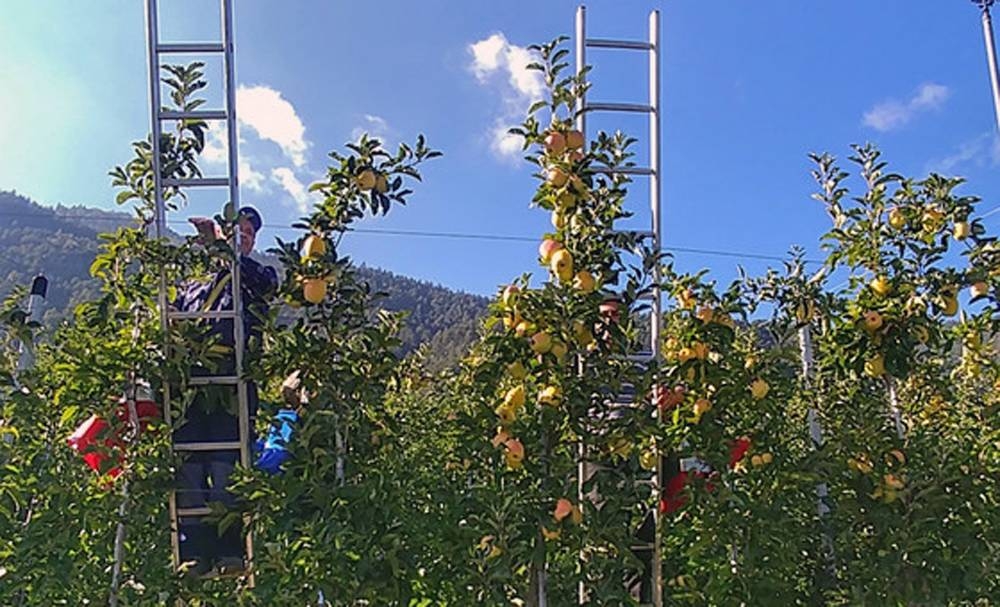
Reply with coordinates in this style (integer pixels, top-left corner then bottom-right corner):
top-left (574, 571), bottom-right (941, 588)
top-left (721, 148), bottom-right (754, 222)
top-left (491, 120), bottom-right (524, 161)
top-left (863, 82), bottom-right (950, 132)
top-left (927, 131), bottom-right (1000, 174)
top-left (468, 32), bottom-right (545, 160)
top-left (240, 159), bottom-right (265, 192)
top-left (237, 85), bottom-right (309, 166)
top-left (270, 167), bottom-right (312, 213)
top-left (351, 114), bottom-right (394, 145)
top-left (200, 122), bottom-right (264, 192)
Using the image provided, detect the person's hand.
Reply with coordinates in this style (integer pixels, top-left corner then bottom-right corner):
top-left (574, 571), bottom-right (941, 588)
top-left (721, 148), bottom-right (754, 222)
top-left (189, 217), bottom-right (222, 244)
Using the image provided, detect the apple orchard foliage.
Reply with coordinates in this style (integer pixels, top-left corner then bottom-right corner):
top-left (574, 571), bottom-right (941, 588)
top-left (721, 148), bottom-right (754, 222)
top-left (445, 39), bottom-right (664, 605)
top-left (0, 47), bottom-right (997, 607)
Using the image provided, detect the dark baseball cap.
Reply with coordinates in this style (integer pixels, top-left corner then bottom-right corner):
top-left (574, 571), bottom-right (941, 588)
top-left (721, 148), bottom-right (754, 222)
top-left (239, 206), bottom-right (262, 233)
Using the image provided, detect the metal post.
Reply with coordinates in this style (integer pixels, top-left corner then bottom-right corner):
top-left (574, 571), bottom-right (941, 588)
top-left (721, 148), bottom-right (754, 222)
top-left (647, 11), bottom-right (663, 607)
top-left (798, 326), bottom-right (829, 517)
top-left (574, 8), bottom-right (586, 605)
top-left (575, 6), bottom-right (586, 135)
top-left (15, 276), bottom-right (47, 372)
top-left (885, 378), bottom-right (905, 440)
top-left (976, 1), bottom-right (1000, 130)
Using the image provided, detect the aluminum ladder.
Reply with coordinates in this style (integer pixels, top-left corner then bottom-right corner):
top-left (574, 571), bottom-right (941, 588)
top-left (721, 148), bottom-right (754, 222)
top-left (144, 0), bottom-right (254, 578)
top-left (575, 6), bottom-right (663, 606)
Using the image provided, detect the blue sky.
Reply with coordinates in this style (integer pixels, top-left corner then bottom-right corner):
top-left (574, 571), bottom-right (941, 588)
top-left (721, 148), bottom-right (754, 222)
top-left (2, 1), bottom-right (999, 296)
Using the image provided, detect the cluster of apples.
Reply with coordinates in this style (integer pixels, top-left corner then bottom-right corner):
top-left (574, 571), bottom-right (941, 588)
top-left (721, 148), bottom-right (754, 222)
top-left (297, 234), bottom-right (332, 305)
top-left (847, 449), bottom-right (906, 503)
top-left (858, 273), bottom-right (962, 378)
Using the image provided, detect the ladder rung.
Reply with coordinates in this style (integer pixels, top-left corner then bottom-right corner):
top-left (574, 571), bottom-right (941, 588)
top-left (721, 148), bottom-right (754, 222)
top-left (157, 42), bottom-right (225, 54)
top-left (189, 375), bottom-right (240, 386)
top-left (635, 291), bottom-right (657, 302)
top-left (585, 38), bottom-right (654, 51)
top-left (159, 109), bottom-right (227, 121)
top-left (630, 544), bottom-right (655, 551)
top-left (169, 310), bottom-right (238, 321)
top-left (176, 506), bottom-right (213, 517)
top-left (587, 102), bottom-right (654, 113)
top-left (162, 177), bottom-right (231, 188)
top-left (174, 441), bottom-right (242, 452)
top-left (592, 166), bottom-right (655, 176)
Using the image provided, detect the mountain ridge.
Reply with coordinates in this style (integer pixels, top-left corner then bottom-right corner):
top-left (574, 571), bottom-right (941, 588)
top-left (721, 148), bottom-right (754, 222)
top-left (0, 189), bottom-right (487, 370)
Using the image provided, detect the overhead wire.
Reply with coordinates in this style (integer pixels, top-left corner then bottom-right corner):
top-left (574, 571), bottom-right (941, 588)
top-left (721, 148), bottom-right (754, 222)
top-left (0, 209), bottom-right (821, 264)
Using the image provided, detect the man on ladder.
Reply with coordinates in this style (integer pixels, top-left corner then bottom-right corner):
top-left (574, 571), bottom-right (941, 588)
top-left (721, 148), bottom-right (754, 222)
top-left (173, 206), bottom-right (277, 575)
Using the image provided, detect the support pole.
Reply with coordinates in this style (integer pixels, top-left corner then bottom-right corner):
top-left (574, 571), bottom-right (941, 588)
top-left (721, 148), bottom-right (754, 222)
top-left (976, 1), bottom-right (1000, 130)
top-left (15, 276), bottom-right (47, 373)
top-left (109, 310), bottom-right (144, 607)
top-left (574, 8), bottom-right (586, 606)
top-left (798, 325), bottom-right (830, 518)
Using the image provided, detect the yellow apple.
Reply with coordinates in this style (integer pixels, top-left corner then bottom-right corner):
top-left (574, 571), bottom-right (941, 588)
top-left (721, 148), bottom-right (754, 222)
top-left (538, 385), bottom-right (561, 406)
top-left (551, 211), bottom-right (566, 230)
top-left (922, 207), bottom-right (944, 232)
top-left (544, 131), bottom-right (566, 155)
top-left (870, 276), bottom-right (892, 297)
top-left (504, 385), bottom-right (526, 410)
top-left (695, 306), bottom-right (714, 323)
top-left (639, 450), bottom-right (657, 470)
top-left (761, 453), bottom-right (773, 465)
top-left (375, 174), bottom-right (388, 194)
top-left (573, 270), bottom-right (596, 293)
top-left (303, 278), bottom-right (327, 304)
top-left (501, 284), bottom-right (520, 308)
top-left (508, 361), bottom-right (527, 380)
top-left (531, 332), bottom-right (553, 354)
top-left (549, 340), bottom-right (568, 363)
top-left (864, 354), bottom-right (885, 378)
top-left (495, 404), bottom-right (516, 425)
top-left (356, 169), bottom-right (376, 191)
top-left (863, 310), bottom-right (883, 332)
top-left (749, 378), bottom-right (769, 400)
top-left (565, 130), bottom-right (584, 150)
top-left (557, 189), bottom-right (577, 210)
top-left (514, 320), bottom-right (532, 337)
top-left (301, 234), bottom-right (327, 259)
top-left (677, 288), bottom-right (695, 310)
top-left (888, 207), bottom-right (906, 230)
top-left (795, 300), bottom-right (815, 323)
top-left (953, 221), bottom-right (970, 240)
top-left (940, 295), bottom-right (958, 316)
top-left (550, 249), bottom-right (574, 282)
top-left (751, 454), bottom-right (763, 467)
top-left (692, 398), bottom-right (712, 418)
top-left (502, 311), bottom-right (522, 331)
top-left (538, 238), bottom-right (562, 264)
top-left (573, 321), bottom-right (595, 347)
top-left (547, 167), bottom-right (569, 188)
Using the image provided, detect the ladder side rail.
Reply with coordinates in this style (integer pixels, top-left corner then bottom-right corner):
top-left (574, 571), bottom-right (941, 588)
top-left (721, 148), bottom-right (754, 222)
top-left (143, 0), bottom-right (184, 570)
top-left (220, 0), bottom-right (255, 577)
top-left (648, 11), bottom-right (663, 607)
